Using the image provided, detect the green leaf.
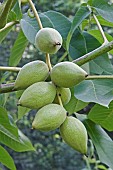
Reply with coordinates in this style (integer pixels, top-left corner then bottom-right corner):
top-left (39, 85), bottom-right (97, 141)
top-left (84, 32), bottom-right (113, 75)
top-left (92, 0), bottom-right (113, 23)
top-left (88, 0), bottom-right (92, 6)
top-left (64, 88), bottom-right (88, 114)
top-left (0, 107), bottom-right (35, 152)
top-left (0, 93), bottom-right (9, 107)
top-left (0, 106), bottom-right (18, 137)
top-left (69, 29), bottom-right (87, 59)
top-left (0, 0), bottom-right (6, 15)
top-left (92, 15), bottom-right (113, 28)
top-left (0, 22), bottom-right (15, 44)
top-left (16, 90), bottom-right (24, 99)
top-left (96, 165), bottom-right (107, 170)
top-left (81, 63), bottom-right (90, 74)
top-left (0, 0), bottom-right (14, 29)
top-left (66, 4), bottom-right (91, 50)
top-left (68, 31), bottom-right (113, 74)
top-left (7, 10), bottom-right (17, 22)
top-left (89, 54), bottom-right (113, 75)
top-left (18, 130), bottom-right (35, 152)
top-left (0, 145), bottom-right (16, 170)
top-left (88, 30), bottom-right (113, 44)
top-left (82, 15), bottom-right (113, 30)
top-left (0, 72), bottom-right (11, 83)
top-left (88, 30), bottom-right (113, 54)
top-left (18, 106), bottom-right (30, 120)
top-left (12, 1), bottom-right (22, 20)
top-left (44, 11), bottom-right (71, 41)
top-left (74, 79), bottom-right (113, 107)
top-left (0, 94), bottom-right (4, 106)
top-left (88, 101), bottom-right (113, 131)
top-left (9, 29), bottom-right (28, 66)
top-left (84, 119), bottom-right (113, 169)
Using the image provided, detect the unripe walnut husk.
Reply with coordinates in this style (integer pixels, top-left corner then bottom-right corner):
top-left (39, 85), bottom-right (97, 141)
top-left (14, 60), bottom-right (49, 90)
top-left (51, 61), bottom-right (88, 88)
top-left (35, 28), bottom-right (62, 54)
top-left (32, 104), bottom-right (66, 132)
top-left (60, 116), bottom-right (88, 154)
top-left (18, 82), bottom-right (56, 109)
top-left (54, 87), bottom-right (71, 105)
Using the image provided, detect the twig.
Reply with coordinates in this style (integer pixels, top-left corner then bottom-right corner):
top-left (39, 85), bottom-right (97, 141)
top-left (28, 0), bottom-right (43, 29)
top-left (57, 92), bottom-right (63, 107)
top-left (28, 0), bottom-right (52, 71)
top-left (0, 83), bottom-right (15, 93)
top-left (73, 40), bottom-right (113, 66)
top-left (1, 74), bottom-right (113, 93)
top-left (86, 75), bottom-right (113, 80)
top-left (46, 53), bottom-right (52, 71)
top-left (0, 21), bottom-right (18, 32)
top-left (93, 14), bottom-right (108, 44)
top-left (0, 66), bottom-right (21, 72)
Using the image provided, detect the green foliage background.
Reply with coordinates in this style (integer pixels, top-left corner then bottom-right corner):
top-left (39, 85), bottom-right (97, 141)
top-left (1, 0), bottom-right (113, 169)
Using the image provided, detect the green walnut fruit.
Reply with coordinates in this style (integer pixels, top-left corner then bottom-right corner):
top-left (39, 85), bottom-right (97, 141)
top-left (32, 104), bottom-right (66, 132)
top-left (60, 116), bottom-right (88, 154)
top-left (54, 87), bottom-right (71, 105)
top-left (14, 60), bottom-right (49, 90)
top-left (18, 82), bottom-right (56, 109)
top-left (35, 28), bottom-right (62, 54)
top-left (51, 61), bottom-right (88, 88)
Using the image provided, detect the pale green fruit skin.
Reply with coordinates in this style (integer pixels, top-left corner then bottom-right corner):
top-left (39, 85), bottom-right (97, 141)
top-left (18, 82), bottom-right (56, 109)
top-left (35, 28), bottom-right (62, 54)
top-left (32, 104), bottom-right (66, 132)
top-left (60, 116), bottom-right (88, 154)
top-left (51, 61), bottom-right (88, 88)
top-left (54, 87), bottom-right (71, 105)
top-left (14, 60), bottom-right (49, 90)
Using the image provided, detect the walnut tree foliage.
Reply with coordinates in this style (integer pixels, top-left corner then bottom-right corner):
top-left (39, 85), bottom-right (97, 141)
top-left (1, 0), bottom-right (113, 170)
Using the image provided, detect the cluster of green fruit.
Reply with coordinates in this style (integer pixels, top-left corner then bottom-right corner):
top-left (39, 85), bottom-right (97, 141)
top-left (15, 28), bottom-right (88, 154)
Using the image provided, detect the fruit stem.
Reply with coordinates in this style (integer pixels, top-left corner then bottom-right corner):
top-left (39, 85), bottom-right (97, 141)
top-left (72, 40), bottom-right (113, 66)
top-left (28, 0), bottom-right (43, 29)
top-left (28, 0), bottom-right (52, 72)
top-left (0, 66), bottom-right (21, 72)
top-left (83, 155), bottom-right (92, 170)
top-left (93, 14), bottom-right (108, 44)
top-left (57, 92), bottom-right (63, 107)
top-left (46, 53), bottom-right (52, 71)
